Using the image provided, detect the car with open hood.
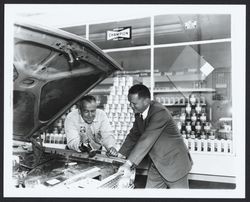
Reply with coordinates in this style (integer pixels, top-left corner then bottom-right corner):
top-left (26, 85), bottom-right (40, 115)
top-left (12, 21), bottom-right (137, 189)
top-left (13, 21), bottom-right (122, 143)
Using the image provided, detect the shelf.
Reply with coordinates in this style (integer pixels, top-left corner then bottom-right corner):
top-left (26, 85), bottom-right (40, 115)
top-left (154, 88), bottom-right (216, 93)
top-left (163, 104), bottom-right (186, 107)
top-left (154, 74), bottom-right (204, 82)
top-left (99, 77), bottom-right (143, 85)
top-left (163, 103), bottom-right (206, 106)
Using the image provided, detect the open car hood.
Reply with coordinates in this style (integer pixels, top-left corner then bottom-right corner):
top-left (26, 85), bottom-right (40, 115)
top-left (13, 21), bottom-right (122, 142)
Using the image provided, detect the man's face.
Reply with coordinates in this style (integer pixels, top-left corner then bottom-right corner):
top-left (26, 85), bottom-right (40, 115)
top-left (128, 93), bottom-right (149, 114)
top-left (80, 101), bottom-right (97, 124)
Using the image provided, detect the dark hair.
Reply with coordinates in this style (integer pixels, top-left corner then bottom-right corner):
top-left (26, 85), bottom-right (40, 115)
top-left (128, 84), bottom-right (151, 99)
top-left (77, 95), bottom-right (96, 111)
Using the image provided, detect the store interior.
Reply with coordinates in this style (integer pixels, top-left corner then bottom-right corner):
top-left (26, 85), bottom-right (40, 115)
top-left (9, 5), bottom-right (246, 193)
top-left (52, 14), bottom-right (234, 188)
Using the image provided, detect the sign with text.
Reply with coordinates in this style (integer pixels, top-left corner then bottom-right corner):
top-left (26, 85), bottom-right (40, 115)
top-left (106, 27), bottom-right (131, 41)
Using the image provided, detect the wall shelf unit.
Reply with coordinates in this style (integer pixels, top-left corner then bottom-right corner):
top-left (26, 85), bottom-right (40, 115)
top-left (154, 74), bottom-right (204, 82)
top-left (154, 88), bottom-right (216, 93)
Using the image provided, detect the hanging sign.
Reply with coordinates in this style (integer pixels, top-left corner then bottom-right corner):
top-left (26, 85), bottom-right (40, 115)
top-left (106, 27), bottom-right (131, 41)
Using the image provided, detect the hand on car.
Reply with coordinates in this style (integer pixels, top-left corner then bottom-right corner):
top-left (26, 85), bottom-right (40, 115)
top-left (117, 161), bottom-right (136, 188)
top-left (117, 161), bottom-right (133, 177)
top-left (79, 143), bottom-right (90, 153)
top-left (79, 142), bottom-right (96, 157)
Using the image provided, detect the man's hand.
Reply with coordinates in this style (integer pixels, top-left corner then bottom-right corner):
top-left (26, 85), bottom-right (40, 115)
top-left (117, 160), bottom-right (133, 177)
top-left (106, 146), bottom-right (118, 157)
top-left (79, 143), bottom-right (90, 153)
top-left (117, 161), bottom-right (136, 188)
top-left (79, 143), bottom-right (96, 157)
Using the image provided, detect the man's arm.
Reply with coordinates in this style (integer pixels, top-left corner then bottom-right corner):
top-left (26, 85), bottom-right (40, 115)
top-left (99, 110), bottom-right (116, 150)
top-left (118, 116), bottom-right (142, 157)
top-left (64, 113), bottom-right (82, 152)
top-left (127, 109), bottom-right (169, 166)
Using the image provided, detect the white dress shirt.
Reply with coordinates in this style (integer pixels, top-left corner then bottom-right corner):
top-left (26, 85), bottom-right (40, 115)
top-left (64, 109), bottom-right (116, 152)
top-left (141, 105), bottom-right (150, 120)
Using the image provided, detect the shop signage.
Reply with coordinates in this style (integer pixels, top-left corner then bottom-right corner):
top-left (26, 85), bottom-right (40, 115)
top-left (106, 27), bottom-right (131, 41)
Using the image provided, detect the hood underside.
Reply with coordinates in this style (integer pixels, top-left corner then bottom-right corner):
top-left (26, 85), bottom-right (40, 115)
top-left (13, 21), bottom-right (122, 141)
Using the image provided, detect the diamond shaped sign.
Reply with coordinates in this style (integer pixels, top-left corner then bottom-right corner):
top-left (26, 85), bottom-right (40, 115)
top-left (200, 62), bottom-right (214, 77)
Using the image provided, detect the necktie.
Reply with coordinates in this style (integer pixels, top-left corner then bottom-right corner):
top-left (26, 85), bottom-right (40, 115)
top-left (137, 113), bottom-right (144, 132)
top-left (140, 113), bottom-right (144, 120)
top-left (136, 113), bottom-right (143, 121)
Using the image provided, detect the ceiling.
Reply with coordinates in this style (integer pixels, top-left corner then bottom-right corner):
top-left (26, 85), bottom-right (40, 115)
top-left (6, 4), bottom-right (234, 28)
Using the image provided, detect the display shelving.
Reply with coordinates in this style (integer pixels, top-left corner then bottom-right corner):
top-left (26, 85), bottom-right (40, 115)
top-left (56, 14), bottom-right (235, 184)
top-left (154, 88), bottom-right (216, 93)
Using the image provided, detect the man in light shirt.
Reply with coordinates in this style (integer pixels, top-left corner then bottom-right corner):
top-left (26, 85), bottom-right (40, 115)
top-left (64, 95), bottom-right (118, 157)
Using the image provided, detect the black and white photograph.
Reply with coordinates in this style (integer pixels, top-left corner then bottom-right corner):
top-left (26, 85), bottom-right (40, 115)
top-left (3, 3), bottom-right (246, 198)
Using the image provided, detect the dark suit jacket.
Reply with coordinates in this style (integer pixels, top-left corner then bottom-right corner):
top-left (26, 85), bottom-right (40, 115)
top-left (119, 101), bottom-right (193, 182)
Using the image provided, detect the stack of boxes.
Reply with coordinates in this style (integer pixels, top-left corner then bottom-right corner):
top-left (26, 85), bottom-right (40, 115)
top-left (104, 76), bottom-right (135, 149)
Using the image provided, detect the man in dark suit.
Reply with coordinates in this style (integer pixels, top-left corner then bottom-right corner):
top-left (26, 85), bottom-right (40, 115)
top-left (116, 84), bottom-right (193, 188)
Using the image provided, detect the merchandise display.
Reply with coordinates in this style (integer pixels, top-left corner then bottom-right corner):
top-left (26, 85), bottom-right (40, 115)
top-left (43, 106), bottom-right (76, 146)
top-left (104, 76), bottom-right (135, 149)
top-left (155, 93), bottom-right (233, 154)
top-left (43, 77), bottom-right (233, 155)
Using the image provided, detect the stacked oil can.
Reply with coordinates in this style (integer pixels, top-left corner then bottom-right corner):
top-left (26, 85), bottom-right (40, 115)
top-left (178, 94), bottom-right (233, 154)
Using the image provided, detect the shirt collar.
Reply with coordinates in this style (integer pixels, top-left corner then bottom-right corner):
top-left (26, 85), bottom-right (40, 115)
top-left (142, 105), bottom-right (150, 120)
